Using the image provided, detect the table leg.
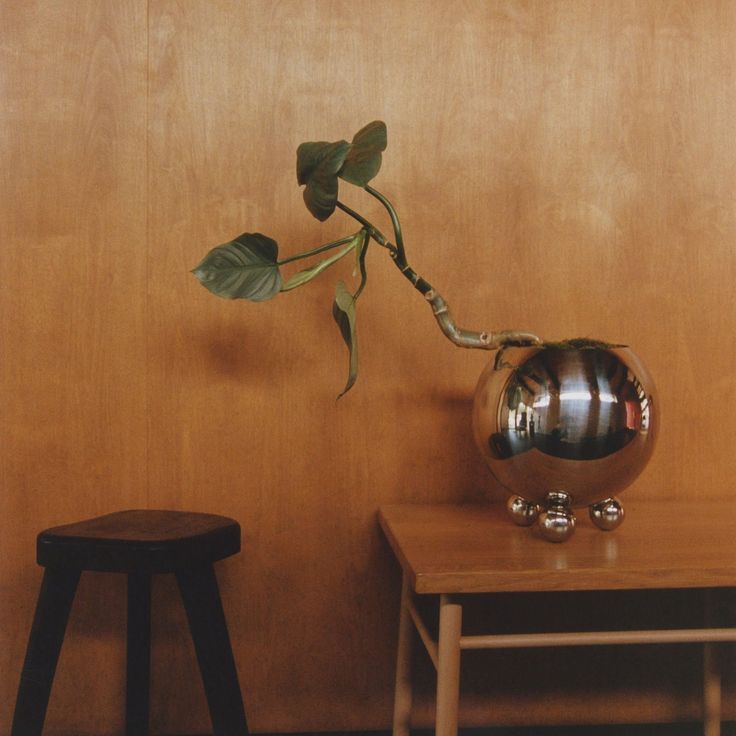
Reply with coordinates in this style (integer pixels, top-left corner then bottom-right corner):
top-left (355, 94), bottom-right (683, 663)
top-left (436, 594), bottom-right (462, 736)
top-left (704, 590), bottom-right (721, 736)
top-left (704, 642), bottom-right (720, 736)
top-left (392, 573), bottom-right (414, 736)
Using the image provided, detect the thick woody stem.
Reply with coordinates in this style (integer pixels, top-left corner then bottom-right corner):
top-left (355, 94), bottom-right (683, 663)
top-left (426, 290), bottom-right (541, 349)
top-left (337, 196), bottom-right (542, 350)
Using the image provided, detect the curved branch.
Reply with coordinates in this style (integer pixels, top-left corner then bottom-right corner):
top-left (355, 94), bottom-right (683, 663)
top-left (365, 185), bottom-right (406, 262)
top-left (336, 201), bottom-right (397, 255)
top-left (338, 193), bottom-right (542, 349)
top-left (425, 290), bottom-right (541, 349)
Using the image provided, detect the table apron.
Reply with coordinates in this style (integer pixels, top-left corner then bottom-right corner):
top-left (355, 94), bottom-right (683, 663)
top-left (407, 595), bottom-right (736, 665)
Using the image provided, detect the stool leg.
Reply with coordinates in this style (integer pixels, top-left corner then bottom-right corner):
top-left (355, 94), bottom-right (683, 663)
top-left (11, 567), bottom-right (81, 736)
top-left (126, 572), bottom-right (152, 736)
top-left (176, 564), bottom-right (249, 736)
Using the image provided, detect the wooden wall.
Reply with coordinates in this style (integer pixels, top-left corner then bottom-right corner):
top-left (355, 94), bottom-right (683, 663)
top-left (1, 1), bottom-right (734, 733)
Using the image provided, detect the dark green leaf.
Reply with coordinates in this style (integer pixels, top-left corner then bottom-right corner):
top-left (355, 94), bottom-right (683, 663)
top-left (339, 120), bottom-right (387, 187)
top-left (297, 139), bottom-right (350, 221)
top-left (332, 280), bottom-right (358, 397)
top-left (191, 232), bottom-right (282, 301)
top-left (296, 141), bottom-right (330, 185)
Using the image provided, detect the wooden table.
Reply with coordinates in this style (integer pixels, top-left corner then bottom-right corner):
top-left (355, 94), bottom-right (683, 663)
top-left (379, 501), bottom-right (736, 736)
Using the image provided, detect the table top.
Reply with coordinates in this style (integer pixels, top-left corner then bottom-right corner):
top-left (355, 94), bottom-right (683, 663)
top-left (378, 501), bottom-right (736, 594)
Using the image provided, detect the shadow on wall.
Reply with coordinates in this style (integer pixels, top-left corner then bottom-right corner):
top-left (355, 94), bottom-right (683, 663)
top-left (389, 388), bottom-right (508, 504)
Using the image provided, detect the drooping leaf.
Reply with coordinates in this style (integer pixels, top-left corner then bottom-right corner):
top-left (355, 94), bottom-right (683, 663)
top-left (332, 280), bottom-right (358, 397)
top-left (295, 123), bottom-right (388, 219)
top-left (339, 120), bottom-right (387, 187)
top-left (296, 141), bottom-right (330, 185)
top-left (296, 139), bottom-right (350, 221)
top-left (281, 231), bottom-right (364, 292)
top-left (191, 232), bottom-right (282, 301)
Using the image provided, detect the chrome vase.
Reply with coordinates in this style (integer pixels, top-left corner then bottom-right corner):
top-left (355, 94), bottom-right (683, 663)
top-left (472, 345), bottom-right (657, 541)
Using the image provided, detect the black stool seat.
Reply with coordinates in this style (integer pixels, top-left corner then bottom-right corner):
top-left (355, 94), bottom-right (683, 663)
top-left (12, 510), bottom-right (249, 736)
top-left (37, 509), bottom-right (241, 572)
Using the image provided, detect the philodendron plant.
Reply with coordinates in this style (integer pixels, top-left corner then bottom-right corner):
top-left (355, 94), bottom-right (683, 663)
top-left (192, 121), bottom-right (542, 396)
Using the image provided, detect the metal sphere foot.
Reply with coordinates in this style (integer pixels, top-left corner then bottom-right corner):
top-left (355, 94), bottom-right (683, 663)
top-left (589, 497), bottom-right (625, 531)
top-left (506, 496), bottom-right (540, 527)
top-left (538, 491), bottom-right (576, 542)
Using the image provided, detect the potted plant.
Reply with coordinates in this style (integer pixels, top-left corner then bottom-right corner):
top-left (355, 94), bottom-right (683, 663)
top-left (192, 121), bottom-right (657, 541)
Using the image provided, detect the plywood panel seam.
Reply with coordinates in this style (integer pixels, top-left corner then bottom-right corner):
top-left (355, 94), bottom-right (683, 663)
top-left (145, 0), bottom-right (152, 511)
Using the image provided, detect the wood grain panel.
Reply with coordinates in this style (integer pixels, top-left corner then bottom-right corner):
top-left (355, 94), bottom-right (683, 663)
top-left (0, 1), bottom-right (148, 734)
top-left (2, 0), bottom-right (735, 732)
top-left (145, 0), bottom-right (736, 731)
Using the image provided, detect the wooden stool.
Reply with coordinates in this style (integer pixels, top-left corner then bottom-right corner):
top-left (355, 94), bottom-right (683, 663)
top-left (11, 510), bottom-right (249, 736)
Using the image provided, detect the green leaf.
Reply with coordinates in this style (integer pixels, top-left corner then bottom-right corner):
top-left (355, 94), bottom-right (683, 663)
top-left (332, 280), bottom-right (358, 397)
top-left (281, 232), bottom-right (363, 292)
top-left (295, 123), bottom-right (388, 219)
top-left (191, 232), bottom-right (282, 301)
top-left (339, 120), bottom-right (387, 187)
top-left (296, 141), bottom-right (330, 185)
top-left (296, 139), bottom-right (350, 221)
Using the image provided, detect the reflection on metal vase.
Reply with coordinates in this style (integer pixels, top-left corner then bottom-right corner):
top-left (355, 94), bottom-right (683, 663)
top-left (473, 345), bottom-right (657, 542)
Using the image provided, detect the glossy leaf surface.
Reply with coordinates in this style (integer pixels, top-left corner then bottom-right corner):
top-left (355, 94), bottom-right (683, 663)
top-left (332, 280), bottom-right (358, 397)
top-left (339, 121), bottom-right (387, 187)
top-left (296, 141), bottom-right (330, 185)
top-left (296, 121), bottom-right (387, 220)
top-left (297, 139), bottom-right (350, 221)
top-left (192, 232), bottom-right (282, 300)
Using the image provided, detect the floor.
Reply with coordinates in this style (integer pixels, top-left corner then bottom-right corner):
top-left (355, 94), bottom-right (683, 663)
top-left (247, 726), bottom-right (736, 736)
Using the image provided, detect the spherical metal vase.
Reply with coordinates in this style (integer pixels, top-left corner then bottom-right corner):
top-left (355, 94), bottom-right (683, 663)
top-left (472, 344), bottom-right (657, 542)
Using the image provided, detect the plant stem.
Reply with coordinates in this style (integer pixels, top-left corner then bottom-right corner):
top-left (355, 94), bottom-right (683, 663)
top-left (362, 187), bottom-right (432, 295)
top-left (280, 239), bottom-right (359, 292)
top-left (354, 231), bottom-right (370, 300)
top-left (337, 198), bottom-right (431, 294)
top-left (365, 185), bottom-right (406, 262)
top-left (424, 289), bottom-right (542, 350)
top-left (335, 201), bottom-right (397, 255)
top-left (338, 193), bottom-right (542, 350)
top-left (277, 233), bottom-right (357, 265)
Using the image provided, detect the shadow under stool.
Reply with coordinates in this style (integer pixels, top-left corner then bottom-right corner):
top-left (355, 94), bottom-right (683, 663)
top-left (11, 509), bottom-right (249, 736)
